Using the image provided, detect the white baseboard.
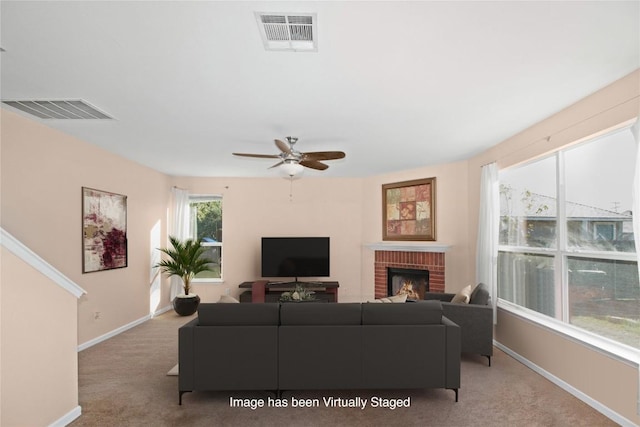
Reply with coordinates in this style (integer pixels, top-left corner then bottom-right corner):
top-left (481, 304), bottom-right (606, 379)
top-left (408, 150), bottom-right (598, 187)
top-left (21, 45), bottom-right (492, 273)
top-left (78, 314), bottom-right (150, 352)
top-left (48, 405), bottom-right (81, 427)
top-left (494, 341), bottom-right (638, 427)
top-left (77, 305), bottom-right (174, 351)
top-left (152, 304), bottom-right (173, 317)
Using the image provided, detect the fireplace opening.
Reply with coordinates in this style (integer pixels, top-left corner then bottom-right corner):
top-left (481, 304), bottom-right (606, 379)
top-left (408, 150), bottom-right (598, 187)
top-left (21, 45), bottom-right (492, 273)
top-left (387, 267), bottom-right (429, 300)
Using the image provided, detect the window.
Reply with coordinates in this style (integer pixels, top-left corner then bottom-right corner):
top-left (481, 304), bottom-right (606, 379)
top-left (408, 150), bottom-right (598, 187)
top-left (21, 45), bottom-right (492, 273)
top-left (189, 195), bottom-right (222, 281)
top-left (500, 155), bottom-right (557, 249)
top-left (499, 126), bottom-right (639, 352)
top-left (593, 222), bottom-right (615, 241)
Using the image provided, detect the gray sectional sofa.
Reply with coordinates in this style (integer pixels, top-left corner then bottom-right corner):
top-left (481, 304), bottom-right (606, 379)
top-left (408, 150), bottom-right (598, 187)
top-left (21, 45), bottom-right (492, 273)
top-left (178, 301), bottom-right (461, 404)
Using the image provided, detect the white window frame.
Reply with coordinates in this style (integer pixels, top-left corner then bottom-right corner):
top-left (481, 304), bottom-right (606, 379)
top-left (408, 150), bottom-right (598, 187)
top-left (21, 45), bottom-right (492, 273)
top-left (498, 125), bottom-right (639, 366)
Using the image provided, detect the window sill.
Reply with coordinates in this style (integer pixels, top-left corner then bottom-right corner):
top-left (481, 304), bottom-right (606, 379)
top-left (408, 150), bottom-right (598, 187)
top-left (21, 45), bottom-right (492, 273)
top-left (192, 278), bottom-right (224, 284)
top-left (498, 299), bottom-right (639, 368)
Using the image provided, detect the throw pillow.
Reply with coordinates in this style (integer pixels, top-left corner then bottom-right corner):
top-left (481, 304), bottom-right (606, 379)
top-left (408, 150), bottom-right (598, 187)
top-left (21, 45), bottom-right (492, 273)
top-left (451, 285), bottom-right (472, 304)
top-left (370, 294), bottom-right (408, 303)
top-left (469, 283), bottom-right (491, 305)
top-left (387, 293), bottom-right (408, 303)
top-left (217, 295), bottom-right (240, 303)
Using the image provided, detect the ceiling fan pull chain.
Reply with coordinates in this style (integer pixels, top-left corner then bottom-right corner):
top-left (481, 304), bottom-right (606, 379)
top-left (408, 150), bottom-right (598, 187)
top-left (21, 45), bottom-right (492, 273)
top-left (289, 177), bottom-right (294, 202)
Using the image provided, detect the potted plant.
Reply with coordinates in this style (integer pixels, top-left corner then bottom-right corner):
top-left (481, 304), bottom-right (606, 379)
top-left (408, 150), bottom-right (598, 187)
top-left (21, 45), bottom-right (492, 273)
top-left (156, 235), bottom-right (214, 316)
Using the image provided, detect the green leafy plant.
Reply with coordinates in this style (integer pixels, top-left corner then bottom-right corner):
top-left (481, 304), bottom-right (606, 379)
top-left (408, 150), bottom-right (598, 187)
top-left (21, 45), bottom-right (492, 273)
top-left (279, 284), bottom-right (316, 302)
top-left (155, 236), bottom-right (214, 296)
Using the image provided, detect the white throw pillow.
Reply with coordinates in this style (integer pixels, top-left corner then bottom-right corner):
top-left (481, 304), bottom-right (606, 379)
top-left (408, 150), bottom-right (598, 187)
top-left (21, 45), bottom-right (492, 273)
top-left (371, 293), bottom-right (408, 303)
top-left (387, 293), bottom-right (408, 303)
top-left (451, 285), bottom-right (472, 304)
top-left (217, 295), bottom-right (240, 303)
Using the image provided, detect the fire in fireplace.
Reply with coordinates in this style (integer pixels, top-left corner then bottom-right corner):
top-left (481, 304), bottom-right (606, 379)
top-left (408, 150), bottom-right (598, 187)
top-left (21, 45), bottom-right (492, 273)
top-left (387, 267), bottom-right (430, 300)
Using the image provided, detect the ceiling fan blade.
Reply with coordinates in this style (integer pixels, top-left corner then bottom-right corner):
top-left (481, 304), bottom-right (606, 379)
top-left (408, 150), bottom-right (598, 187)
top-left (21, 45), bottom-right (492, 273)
top-left (233, 153), bottom-right (281, 159)
top-left (268, 161), bottom-right (284, 169)
top-left (300, 160), bottom-right (329, 171)
top-left (275, 139), bottom-right (292, 154)
top-left (302, 151), bottom-right (346, 161)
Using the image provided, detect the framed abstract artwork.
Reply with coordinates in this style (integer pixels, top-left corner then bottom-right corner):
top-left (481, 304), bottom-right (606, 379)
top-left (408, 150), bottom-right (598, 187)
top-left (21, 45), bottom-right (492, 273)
top-left (382, 177), bottom-right (436, 241)
top-left (82, 187), bottom-right (128, 273)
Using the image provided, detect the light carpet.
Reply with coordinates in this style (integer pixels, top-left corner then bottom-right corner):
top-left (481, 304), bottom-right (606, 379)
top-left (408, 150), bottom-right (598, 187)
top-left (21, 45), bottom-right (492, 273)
top-left (73, 310), bottom-right (617, 427)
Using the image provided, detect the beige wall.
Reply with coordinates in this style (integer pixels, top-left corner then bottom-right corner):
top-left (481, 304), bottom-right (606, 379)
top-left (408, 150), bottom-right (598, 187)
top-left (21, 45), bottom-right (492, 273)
top-left (497, 310), bottom-right (640, 424)
top-left (360, 162), bottom-right (472, 296)
top-left (1, 248), bottom-right (79, 427)
top-left (1, 105), bottom-right (473, 351)
top-left (172, 160), bottom-right (472, 305)
top-left (467, 69), bottom-right (640, 424)
top-left (0, 109), bottom-right (171, 345)
top-left (170, 176), bottom-right (366, 302)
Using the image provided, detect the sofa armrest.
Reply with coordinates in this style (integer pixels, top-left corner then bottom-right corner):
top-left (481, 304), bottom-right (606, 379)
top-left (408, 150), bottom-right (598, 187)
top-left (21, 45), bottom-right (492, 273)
top-left (441, 302), bottom-right (493, 356)
top-left (178, 318), bottom-right (199, 393)
top-left (423, 292), bottom-right (455, 302)
top-left (441, 316), bottom-right (461, 390)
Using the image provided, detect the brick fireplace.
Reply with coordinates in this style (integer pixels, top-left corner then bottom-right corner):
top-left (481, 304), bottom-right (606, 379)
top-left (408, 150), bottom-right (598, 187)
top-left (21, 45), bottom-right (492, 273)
top-left (387, 267), bottom-right (430, 300)
top-left (372, 246), bottom-right (447, 299)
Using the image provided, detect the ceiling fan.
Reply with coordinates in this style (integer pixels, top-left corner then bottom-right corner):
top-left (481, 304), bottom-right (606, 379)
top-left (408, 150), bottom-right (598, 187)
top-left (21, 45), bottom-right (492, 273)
top-left (233, 137), bottom-right (346, 176)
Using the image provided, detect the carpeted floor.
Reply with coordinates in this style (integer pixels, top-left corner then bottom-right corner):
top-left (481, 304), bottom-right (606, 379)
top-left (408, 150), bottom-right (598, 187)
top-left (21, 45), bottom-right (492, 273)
top-left (71, 311), bottom-right (616, 427)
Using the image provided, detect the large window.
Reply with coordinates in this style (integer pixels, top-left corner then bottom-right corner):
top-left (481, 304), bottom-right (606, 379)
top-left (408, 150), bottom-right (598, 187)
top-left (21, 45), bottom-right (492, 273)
top-left (499, 126), bottom-right (639, 351)
top-left (189, 195), bottom-right (222, 281)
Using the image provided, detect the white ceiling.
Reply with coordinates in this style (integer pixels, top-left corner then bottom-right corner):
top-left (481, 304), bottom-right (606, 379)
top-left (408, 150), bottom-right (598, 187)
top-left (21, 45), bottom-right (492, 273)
top-left (1, 1), bottom-right (638, 178)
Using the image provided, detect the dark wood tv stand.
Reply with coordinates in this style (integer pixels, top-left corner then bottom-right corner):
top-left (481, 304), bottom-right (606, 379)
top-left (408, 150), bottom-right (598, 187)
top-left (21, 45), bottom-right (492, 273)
top-left (238, 281), bottom-right (339, 303)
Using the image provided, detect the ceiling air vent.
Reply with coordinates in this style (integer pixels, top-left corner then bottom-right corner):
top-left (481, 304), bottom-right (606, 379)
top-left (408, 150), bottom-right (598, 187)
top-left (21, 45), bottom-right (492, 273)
top-left (1, 99), bottom-right (113, 120)
top-left (255, 12), bottom-right (317, 52)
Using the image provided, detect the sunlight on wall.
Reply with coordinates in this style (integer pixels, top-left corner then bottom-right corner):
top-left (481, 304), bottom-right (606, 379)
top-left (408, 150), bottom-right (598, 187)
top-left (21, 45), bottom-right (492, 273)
top-left (149, 220), bottom-right (161, 314)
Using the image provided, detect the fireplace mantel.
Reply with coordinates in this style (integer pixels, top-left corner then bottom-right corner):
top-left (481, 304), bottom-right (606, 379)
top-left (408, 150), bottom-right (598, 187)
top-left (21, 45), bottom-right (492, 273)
top-left (365, 242), bottom-right (451, 253)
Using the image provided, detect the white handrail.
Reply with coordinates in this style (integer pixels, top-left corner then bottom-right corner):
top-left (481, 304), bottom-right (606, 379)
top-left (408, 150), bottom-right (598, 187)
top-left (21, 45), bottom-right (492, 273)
top-left (1, 227), bottom-right (86, 298)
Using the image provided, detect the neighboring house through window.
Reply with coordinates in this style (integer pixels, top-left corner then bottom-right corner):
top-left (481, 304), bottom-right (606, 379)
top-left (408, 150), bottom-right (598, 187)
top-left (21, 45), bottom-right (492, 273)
top-left (189, 195), bottom-right (222, 281)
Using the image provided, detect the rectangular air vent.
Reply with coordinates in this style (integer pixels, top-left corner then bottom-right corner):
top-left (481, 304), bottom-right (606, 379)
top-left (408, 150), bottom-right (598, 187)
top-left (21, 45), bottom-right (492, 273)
top-left (255, 12), bottom-right (317, 52)
top-left (1, 99), bottom-right (113, 120)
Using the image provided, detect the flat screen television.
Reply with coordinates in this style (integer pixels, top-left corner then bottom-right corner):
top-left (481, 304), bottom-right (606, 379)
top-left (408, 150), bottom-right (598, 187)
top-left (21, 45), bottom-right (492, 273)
top-left (261, 237), bottom-right (330, 279)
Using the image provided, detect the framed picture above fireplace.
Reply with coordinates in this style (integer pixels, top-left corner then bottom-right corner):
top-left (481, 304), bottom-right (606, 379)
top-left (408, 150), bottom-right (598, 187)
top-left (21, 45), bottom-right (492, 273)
top-left (382, 177), bottom-right (436, 241)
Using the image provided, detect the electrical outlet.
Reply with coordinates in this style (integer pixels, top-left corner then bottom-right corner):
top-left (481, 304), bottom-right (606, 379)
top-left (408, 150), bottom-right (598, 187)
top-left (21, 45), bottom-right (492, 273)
top-left (225, 288), bottom-right (230, 295)
top-left (94, 311), bottom-right (101, 320)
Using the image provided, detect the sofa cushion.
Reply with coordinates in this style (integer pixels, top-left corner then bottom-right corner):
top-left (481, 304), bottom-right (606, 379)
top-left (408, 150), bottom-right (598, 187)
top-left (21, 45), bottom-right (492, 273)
top-left (280, 302), bottom-right (362, 325)
top-left (362, 300), bottom-right (442, 325)
top-left (469, 283), bottom-right (491, 306)
top-left (451, 285), bottom-right (472, 304)
top-left (198, 303), bottom-right (279, 326)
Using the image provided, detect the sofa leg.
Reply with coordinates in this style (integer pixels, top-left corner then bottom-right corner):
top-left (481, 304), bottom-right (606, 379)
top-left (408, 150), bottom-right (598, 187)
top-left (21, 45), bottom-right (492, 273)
top-left (484, 355), bottom-right (491, 367)
top-left (447, 388), bottom-right (458, 402)
top-left (179, 390), bottom-right (191, 405)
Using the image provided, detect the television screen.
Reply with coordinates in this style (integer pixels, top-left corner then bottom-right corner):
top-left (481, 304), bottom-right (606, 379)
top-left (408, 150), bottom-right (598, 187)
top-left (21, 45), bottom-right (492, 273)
top-left (261, 237), bottom-right (330, 278)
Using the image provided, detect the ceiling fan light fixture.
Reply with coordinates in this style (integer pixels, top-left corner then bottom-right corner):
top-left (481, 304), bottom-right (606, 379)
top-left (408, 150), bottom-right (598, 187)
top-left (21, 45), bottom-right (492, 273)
top-left (233, 136), bottom-right (345, 177)
top-left (281, 161), bottom-right (304, 178)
